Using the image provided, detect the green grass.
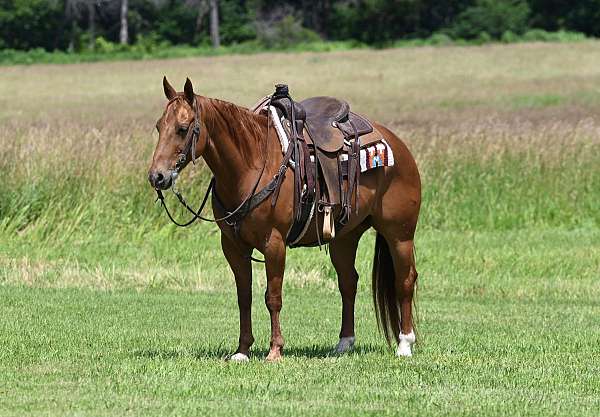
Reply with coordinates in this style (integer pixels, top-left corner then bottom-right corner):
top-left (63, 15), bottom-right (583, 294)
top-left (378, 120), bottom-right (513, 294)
top-left (2, 228), bottom-right (600, 416)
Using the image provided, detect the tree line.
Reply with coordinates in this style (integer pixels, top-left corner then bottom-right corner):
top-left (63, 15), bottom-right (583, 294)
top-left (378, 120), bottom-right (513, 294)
top-left (1, 0), bottom-right (599, 52)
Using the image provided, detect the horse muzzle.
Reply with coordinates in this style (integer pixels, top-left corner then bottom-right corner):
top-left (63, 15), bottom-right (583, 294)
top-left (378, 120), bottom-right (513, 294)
top-left (148, 170), bottom-right (177, 190)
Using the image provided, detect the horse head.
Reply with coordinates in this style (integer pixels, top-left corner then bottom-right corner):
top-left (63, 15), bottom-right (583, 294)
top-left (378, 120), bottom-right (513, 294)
top-left (148, 77), bottom-right (208, 190)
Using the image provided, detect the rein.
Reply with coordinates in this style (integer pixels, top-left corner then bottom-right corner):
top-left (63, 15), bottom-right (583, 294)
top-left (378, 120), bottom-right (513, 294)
top-left (154, 95), bottom-right (279, 263)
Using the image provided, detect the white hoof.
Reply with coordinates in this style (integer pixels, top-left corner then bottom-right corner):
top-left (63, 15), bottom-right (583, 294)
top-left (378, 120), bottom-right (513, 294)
top-left (396, 331), bottom-right (415, 357)
top-left (229, 352), bottom-right (249, 362)
top-left (334, 336), bottom-right (355, 354)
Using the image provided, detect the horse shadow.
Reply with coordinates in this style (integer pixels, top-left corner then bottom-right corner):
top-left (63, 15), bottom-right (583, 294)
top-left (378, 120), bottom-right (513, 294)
top-left (132, 342), bottom-right (384, 361)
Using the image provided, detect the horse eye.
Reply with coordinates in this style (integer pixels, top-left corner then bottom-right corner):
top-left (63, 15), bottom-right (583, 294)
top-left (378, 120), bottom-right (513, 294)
top-left (178, 126), bottom-right (188, 134)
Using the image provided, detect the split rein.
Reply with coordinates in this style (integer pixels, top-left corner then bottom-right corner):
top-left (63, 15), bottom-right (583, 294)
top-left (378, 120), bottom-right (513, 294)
top-left (154, 96), bottom-right (273, 262)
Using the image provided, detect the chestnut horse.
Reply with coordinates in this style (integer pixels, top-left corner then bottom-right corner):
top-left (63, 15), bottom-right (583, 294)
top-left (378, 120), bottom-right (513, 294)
top-left (148, 78), bottom-right (421, 361)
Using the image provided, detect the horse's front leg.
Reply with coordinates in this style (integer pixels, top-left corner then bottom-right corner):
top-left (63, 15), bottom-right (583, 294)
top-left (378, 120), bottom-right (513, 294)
top-left (221, 233), bottom-right (254, 361)
top-left (263, 230), bottom-right (286, 361)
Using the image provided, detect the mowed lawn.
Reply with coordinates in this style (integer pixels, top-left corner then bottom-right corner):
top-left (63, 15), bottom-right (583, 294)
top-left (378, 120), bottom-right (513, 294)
top-left (2, 229), bottom-right (599, 416)
top-left (2, 42), bottom-right (600, 416)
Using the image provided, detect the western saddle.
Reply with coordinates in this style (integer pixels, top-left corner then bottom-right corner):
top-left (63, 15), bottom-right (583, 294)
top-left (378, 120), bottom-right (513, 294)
top-left (255, 84), bottom-right (381, 247)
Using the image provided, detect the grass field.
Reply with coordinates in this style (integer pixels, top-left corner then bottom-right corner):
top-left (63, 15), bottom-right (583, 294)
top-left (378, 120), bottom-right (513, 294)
top-left (1, 42), bottom-right (600, 416)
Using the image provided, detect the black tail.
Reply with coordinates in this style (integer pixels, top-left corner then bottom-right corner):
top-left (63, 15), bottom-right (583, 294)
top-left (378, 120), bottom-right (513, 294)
top-left (371, 233), bottom-right (400, 345)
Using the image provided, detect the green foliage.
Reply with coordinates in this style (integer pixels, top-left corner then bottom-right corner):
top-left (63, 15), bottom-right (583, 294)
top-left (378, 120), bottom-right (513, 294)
top-left (521, 29), bottom-right (587, 42)
top-left (0, 40), bottom-right (363, 65)
top-left (152, 2), bottom-right (198, 45)
top-left (218, 0), bottom-right (256, 44)
top-left (93, 36), bottom-right (120, 54)
top-left (329, 0), bottom-right (422, 44)
top-left (0, 0), bottom-right (599, 58)
top-left (131, 32), bottom-right (171, 52)
top-left (427, 33), bottom-right (453, 46)
top-left (0, 0), bottom-right (65, 50)
top-left (501, 30), bottom-right (519, 43)
top-left (256, 14), bottom-right (321, 48)
top-left (529, 0), bottom-right (600, 37)
top-left (447, 0), bottom-right (531, 39)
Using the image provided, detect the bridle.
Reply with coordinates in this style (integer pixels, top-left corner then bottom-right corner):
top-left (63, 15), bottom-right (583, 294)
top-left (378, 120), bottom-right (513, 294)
top-left (175, 96), bottom-right (202, 170)
top-left (154, 95), bottom-right (282, 261)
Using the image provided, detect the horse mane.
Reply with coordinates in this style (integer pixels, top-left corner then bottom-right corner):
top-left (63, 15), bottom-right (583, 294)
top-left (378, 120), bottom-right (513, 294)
top-left (201, 97), bottom-right (267, 162)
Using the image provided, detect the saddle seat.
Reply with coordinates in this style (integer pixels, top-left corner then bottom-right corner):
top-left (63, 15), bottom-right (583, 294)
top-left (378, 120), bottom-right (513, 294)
top-left (301, 96), bottom-right (374, 152)
top-left (270, 95), bottom-right (378, 152)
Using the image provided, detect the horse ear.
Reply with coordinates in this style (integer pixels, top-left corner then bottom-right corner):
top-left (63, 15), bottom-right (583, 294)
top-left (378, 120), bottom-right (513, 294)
top-left (184, 77), bottom-right (195, 105)
top-left (163, 76), bottom-right (176, 100)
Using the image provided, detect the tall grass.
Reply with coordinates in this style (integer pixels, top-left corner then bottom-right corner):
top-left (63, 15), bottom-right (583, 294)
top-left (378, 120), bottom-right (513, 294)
top-left (1, 42), bottom-right (599, 287)
top-left (2, 116), bottom-right (598, 241)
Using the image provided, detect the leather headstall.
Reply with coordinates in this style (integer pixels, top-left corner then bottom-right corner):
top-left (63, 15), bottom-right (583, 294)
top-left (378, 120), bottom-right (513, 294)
top-left (176, 97), bottom-right (202, 171)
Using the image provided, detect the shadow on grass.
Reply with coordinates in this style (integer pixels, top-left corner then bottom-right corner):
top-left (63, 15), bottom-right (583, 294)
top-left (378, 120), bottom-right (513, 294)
top-left (133, 343), bottom-right (385, 361)
top-left (133, 345), bottom-right (231, 360)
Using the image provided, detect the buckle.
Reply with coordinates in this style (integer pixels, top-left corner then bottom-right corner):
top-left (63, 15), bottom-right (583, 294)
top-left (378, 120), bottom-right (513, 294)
top-left (176, 153), bottom-right (186, 167)
top-left (274, 164), bottom-right (287, 180)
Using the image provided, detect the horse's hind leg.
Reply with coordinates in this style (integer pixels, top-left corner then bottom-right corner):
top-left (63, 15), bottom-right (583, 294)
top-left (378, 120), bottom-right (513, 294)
top-left (329, 224), bottom-right (369, 353)
top-left (388, 237), bottom-right (418, 357)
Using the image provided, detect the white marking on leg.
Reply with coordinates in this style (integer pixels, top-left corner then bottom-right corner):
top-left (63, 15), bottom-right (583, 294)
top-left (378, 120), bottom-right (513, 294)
top-left (229, 352), bottom-right (249, 362)
top-left (334, 336), bottom-right (355, 354)
top-left (396, 330), bottom-right (415, 357)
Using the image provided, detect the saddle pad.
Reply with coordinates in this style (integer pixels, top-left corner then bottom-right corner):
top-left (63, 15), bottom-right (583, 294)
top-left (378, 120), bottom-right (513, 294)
top-left (269, 106), bottom-right (394, 172)
top-left (340, 141), bottom-right (395, 172)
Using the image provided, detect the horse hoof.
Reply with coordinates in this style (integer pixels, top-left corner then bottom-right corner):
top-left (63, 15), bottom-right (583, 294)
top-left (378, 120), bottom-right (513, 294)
top-left (229, 352), bottom-right (250, 362)
top-left (265, 349), bottom-right (283, 362)
top-left (334, 336), bottom-right (355, 354)
top-left (396, 330), bottom-right (415, 357)
top-left (396, 342), bottom-right (412, 357)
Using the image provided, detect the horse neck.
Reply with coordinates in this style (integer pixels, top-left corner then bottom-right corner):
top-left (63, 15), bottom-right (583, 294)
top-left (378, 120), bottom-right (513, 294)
top-left (199, 97), bottom-right (276, 204)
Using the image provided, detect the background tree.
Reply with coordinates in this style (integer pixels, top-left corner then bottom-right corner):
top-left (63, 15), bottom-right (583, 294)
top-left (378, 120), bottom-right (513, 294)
top-left (120, 0), bottom-right (129, 44)
top-left (64, 0), bottom-right (79, 51)
top-left (447, 0), bottom-right (531, 39)
top-left (209, 0), bottom-right (220, 47)
top-left (87, 0), bottom-right (96, 50)
top-left (1, 0), bottom-right (600, 53)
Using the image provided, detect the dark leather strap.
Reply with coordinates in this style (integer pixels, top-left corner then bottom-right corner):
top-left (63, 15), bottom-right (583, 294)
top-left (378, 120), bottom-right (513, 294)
top-left (211, 173), bottom-right (282, 228)
top-left (175, 97), bottom-right (202, 169)
top-left (270, 142), bottom-right (294, 207)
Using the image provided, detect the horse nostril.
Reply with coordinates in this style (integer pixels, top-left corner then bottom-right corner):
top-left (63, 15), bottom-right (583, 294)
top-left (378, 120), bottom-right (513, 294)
top-left (148, 170), bottom-right (173, 190)
top-left (148, 171), bottom-right (163, 188)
